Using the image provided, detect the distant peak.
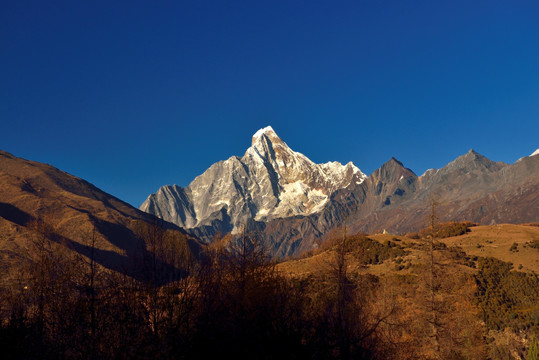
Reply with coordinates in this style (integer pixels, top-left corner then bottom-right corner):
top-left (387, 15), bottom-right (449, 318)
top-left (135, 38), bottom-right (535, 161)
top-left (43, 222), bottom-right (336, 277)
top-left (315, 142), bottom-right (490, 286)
top-left (461, 149), bottom-right (485, 160)
top-left (530, 149), bottom-right (539, 157)
top-left (251, 126), bottom-right (282, 146)
top-left (380, 157), bottom-right (416, 176)
top-left (444, 148), bottom-right (506, 172)
top-left (380, 157), bottom-right (405, 169)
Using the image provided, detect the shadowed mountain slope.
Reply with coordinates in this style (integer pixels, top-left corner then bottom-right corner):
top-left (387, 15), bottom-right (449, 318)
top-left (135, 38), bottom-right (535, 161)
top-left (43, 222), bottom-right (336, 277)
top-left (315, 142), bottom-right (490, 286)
top-left (0, 150), bottom-right (203, 282)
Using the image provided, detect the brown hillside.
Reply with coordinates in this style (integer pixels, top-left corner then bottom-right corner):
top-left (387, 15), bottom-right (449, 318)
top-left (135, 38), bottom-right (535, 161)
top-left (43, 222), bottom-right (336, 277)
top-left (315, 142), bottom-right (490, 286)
top-left (442, 224), bottom-right (539, 273)
top-left (0, 150), bottom-right (203, 282)
top-left (278, 224), bottom-right (539, 277)
top-left (276, 223), bottom-right (538, 359)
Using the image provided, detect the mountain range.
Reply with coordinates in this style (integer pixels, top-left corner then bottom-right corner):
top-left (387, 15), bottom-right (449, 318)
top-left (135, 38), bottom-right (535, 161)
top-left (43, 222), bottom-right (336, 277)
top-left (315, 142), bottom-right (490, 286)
top-left (141, 127), bottom-right (539, 257)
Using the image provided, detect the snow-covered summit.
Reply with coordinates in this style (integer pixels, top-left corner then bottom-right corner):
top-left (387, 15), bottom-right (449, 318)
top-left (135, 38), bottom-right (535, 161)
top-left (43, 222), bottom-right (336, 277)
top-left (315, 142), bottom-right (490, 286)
top-left (252, 126), bottom-right (278, 145)
top-left (247, 126), bottom-right (294, 160)
top-left (530, 149), bottom-right (539, 157)
top-left (141, 126), bottom-right (367, 239)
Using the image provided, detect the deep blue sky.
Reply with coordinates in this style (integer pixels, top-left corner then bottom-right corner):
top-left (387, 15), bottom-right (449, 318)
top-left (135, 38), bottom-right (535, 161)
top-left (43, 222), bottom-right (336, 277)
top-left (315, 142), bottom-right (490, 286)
top-left (2, 1), bottom-right (538, 207)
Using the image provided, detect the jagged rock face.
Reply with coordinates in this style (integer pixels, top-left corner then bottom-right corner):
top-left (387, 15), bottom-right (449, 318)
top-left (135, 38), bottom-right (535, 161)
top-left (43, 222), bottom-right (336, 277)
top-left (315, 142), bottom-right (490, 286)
top-left (367, 157), bottom-right (418, 206)
top-left (242, 149), bottom-right (537, 258)
top-left (140, 126), bottom-right (366, 241)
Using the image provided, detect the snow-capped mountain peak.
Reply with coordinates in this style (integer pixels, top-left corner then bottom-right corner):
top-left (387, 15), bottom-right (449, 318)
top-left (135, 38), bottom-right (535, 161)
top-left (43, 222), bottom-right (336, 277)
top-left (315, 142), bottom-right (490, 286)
top-left (530, 149), bottom-right (539, 157)
top-left (252, 125), bottom-right (279, 145)
top-left (141, 126), bottom-right (366, 241)
top-left (246, 126), bottom-right (297, 163)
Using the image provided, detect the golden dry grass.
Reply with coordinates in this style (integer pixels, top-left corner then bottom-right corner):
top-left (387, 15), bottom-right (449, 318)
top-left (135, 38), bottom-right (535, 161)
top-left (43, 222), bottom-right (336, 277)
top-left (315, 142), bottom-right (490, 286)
top-left (441, 224), bottom-right (539, 273)
top-left (277, 224), bottom-right (539, 278)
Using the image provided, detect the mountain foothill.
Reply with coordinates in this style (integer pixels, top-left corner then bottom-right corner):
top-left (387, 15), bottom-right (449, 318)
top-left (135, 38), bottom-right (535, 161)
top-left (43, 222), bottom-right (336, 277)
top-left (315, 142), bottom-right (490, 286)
top-left (0, 149), bottom-right (203, 283)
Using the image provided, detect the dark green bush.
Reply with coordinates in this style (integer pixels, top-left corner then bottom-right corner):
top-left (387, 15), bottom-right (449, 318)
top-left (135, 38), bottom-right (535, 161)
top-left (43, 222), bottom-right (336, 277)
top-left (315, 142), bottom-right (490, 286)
top-left (345, 236), bottom-right (407, 265)
top-left (475, 257), bottom-right (539, 331)
top-left (418, 221), bottom-right (471, 239)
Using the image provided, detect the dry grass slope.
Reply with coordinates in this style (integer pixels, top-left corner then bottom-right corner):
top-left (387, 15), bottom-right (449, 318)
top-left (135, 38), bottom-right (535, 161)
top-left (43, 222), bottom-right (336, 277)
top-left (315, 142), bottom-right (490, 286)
top-left (278, 224), bottom-right (539, 277)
